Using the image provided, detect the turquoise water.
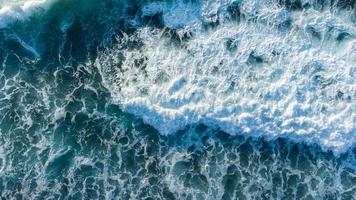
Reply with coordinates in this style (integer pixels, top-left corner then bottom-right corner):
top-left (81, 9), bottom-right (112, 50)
top-left (0, 0), bottom-right (355, 199)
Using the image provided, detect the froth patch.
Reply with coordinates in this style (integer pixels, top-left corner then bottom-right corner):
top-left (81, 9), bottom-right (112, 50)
top-left (97, 0), bottom-right (356, 154)
top-left (0, 0), bottom-right (55, 28)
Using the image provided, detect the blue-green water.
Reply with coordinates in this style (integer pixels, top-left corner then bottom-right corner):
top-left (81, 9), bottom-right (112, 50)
top-left (0, 0), bottom-right (355, 199)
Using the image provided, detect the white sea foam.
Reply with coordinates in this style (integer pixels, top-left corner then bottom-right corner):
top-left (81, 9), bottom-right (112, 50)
top-left (0, 0), bottom-right (55, 28)
top-left (97, 0), bottom-right (356, 154)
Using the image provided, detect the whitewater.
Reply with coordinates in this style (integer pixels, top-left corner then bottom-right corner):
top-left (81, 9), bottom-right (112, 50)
top-left (0, 0), bottom-right (355, 199)
top-left (95, 0), bottom-right (356, 155)
top-left (0, 0), bottom-right (58, 28)
top-left (0, 1), bottom-right (354, 155)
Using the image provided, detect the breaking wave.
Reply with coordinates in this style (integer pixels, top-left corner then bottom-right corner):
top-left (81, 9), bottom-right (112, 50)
top-left (96, 0), bottom-right (356, 154)
top-left (0, 0), bottom-right (355, 199)
top-left (0, 0), bottom-right (57, 28)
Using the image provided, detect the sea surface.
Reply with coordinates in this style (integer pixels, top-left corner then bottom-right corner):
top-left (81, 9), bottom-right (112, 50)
top-left (0, 0), bottom-right (355, 199)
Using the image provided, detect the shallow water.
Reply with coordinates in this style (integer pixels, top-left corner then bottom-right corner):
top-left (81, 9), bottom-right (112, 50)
top-left (0, 0), bottom-right (355, 199)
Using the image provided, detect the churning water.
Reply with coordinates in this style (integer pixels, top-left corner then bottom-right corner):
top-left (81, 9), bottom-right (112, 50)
top-left (0, 0), bottom-right (355, 199)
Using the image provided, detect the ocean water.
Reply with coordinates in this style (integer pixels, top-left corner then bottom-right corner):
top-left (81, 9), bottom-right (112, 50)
top-left (0, 0), bottom-right (355, 199)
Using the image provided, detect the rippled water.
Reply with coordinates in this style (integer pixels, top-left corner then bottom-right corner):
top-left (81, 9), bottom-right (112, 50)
top-left (0, 0), bottom-right (355, 199)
